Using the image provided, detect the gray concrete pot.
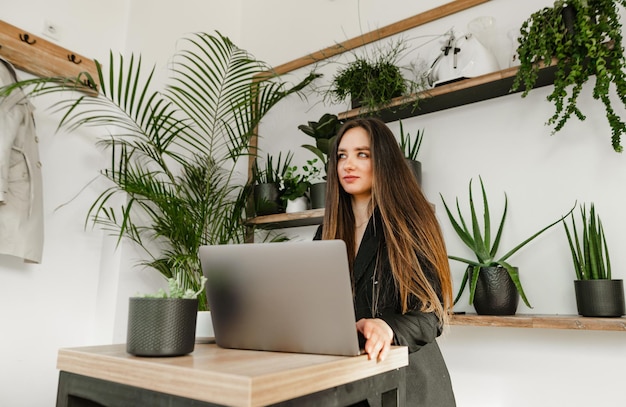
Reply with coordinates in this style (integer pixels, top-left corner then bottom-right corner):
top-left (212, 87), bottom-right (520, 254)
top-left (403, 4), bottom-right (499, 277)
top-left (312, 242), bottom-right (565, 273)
top-left (574, 279), bottom-right (625, 317)
top-left (126, 297), bottom-right (198, 356)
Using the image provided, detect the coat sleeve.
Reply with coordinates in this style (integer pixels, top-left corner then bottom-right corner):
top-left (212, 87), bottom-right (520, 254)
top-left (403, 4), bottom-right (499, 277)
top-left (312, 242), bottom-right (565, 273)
top-left (379, 308), bottom-right (440, 353)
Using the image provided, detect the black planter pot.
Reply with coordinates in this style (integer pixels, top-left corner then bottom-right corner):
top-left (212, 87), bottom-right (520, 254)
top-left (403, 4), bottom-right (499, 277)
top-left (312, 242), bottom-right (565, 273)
top-left (562, 5), bottom-right (577, 38)
top-left (405, 159), bottom-right (422, 187)
top-left (127, 297), bottom-right (198, 356)
top-left (253, 183), bottom-right (282, 216)
top-left (350, 88), bottom-right (403, 109)
top-left (471, 266), bottom-right (520, 316)
top-left (574, 279), bottom-right (625, 317)
top-left (309, 182), bottom-right (327, 209)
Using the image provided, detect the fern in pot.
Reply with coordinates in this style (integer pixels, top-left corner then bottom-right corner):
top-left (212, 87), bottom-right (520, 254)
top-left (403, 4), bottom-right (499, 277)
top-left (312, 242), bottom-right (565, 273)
top-left (440, 177), bottom-right (574, 315)
top-left (563, 203), bottom-right (625, 317)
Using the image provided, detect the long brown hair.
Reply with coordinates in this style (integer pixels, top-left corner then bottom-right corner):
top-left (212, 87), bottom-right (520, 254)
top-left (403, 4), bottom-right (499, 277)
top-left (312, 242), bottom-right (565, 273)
top-left (322, 117), bottom-right (453, 326)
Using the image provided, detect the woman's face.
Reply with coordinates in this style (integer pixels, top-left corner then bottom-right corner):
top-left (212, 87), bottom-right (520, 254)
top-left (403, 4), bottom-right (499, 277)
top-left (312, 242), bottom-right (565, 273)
top-left (337, 126), bottom-right (373, 201)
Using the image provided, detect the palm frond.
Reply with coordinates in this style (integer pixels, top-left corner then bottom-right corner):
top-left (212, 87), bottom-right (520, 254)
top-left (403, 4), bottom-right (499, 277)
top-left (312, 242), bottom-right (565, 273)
top-left (6, 31), bottom-right (317, 311)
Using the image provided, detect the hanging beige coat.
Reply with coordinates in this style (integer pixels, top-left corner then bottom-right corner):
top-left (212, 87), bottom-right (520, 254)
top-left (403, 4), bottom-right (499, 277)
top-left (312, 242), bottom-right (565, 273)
top-left (0, 57), bottom-right (44, 263)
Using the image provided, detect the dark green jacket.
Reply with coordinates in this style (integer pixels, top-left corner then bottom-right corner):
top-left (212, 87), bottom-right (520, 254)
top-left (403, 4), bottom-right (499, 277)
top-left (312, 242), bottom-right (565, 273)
top-left (315, 214), bottom-right (456, 407)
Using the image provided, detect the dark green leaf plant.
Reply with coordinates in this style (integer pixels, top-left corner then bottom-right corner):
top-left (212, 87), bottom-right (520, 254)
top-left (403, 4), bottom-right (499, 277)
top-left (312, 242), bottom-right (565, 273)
top-left (398, 120), bottom-right (424, 161)
top-left (252, 151), bottom-right (294, 185)
top-left (297, 112), bottom-right (343, 174)
top-left (440, 177), bottom-right (575, 307)
top-left (563, 203), bottom-right (611, 280)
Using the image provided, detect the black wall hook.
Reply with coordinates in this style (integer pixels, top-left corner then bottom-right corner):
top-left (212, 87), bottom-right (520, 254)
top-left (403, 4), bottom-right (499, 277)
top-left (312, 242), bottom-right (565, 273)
top-left (19, 33), bottom-right (36, 45)
top-left (68, 54), bottom-right (82, 64)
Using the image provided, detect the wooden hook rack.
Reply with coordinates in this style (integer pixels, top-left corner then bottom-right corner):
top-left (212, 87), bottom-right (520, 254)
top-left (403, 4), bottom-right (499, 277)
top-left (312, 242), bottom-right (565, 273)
top-left (0, 19), bottom-right (99, 91)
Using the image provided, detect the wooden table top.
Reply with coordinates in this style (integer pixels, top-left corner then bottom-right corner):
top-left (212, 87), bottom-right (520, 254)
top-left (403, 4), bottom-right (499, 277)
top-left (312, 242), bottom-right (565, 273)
top-left (57, 343), bottom-right (408, 407)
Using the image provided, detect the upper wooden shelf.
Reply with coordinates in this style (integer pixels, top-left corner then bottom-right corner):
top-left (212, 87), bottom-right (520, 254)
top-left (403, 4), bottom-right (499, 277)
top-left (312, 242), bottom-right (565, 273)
top-left (450, 313), bottom-right (626, 332)
top-left (337, 62), bottom-right (558, 123)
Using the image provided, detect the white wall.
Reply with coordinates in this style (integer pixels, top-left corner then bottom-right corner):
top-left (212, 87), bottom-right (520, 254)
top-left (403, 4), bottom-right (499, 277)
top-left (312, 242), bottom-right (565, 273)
top-left (1, 1), bottom-right (625, 406)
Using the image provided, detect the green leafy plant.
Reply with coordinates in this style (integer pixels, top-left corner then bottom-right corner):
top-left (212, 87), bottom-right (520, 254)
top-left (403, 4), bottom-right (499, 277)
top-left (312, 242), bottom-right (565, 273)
top-left (512, 0), bottom-right (626, 152)
top-left (297, 113), bottom-right (343, 172)
top-left (141, 271), bottom-right (207, 299)
top-left (278, 159), bottom-right (322, 203)
top-left (563, 203), bottom-right (611, 280)
top-left (253, 151), bottom-right (294, 185)
top-left (324, 38), bottom-right (427, 112)
top-left (302, 158), bottom-right (323, 184)
top-left (398, 120), bottom-right (425, 161)
top-left (1, 32), bottom-right (316, 310)
top-left (440, 177), bottom-right (575, 307)
top-left (279, 166), bottom-right (310, 203)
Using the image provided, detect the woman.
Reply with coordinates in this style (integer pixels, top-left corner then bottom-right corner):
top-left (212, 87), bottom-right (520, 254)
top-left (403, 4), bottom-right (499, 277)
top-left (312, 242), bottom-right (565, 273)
top-left (314, 117), bottom-right (456, 406)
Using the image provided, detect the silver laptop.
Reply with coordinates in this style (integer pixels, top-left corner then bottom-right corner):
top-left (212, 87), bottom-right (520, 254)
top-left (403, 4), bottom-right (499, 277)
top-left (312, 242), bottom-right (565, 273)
top-left (199, 240), bottom-right (362, 356)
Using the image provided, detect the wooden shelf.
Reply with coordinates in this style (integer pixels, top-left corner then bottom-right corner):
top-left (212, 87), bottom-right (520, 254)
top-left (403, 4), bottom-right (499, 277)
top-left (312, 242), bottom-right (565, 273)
top-left (338, 63), bottom-right (558, 123)
top-left (246, 208), bottom-right (324, 229)
top-left (450, 313), bottom-right (626, 332)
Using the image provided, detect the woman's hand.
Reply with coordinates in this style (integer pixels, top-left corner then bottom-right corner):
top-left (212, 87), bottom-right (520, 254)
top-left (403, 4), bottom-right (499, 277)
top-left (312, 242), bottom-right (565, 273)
top-left (356, 318), bottom-right (394, 362)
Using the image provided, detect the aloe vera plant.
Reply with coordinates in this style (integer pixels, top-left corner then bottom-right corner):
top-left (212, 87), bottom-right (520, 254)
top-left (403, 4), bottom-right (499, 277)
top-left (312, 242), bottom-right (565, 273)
top-left (440, 177), bottom-right (574, 307)
top-left (563, 203), bottom-right (611, 280)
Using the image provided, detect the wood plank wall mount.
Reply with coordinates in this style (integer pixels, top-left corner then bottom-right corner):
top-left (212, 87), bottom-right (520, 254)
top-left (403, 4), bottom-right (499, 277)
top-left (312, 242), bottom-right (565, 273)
top-left (0, 19), bottom-right (99, 92)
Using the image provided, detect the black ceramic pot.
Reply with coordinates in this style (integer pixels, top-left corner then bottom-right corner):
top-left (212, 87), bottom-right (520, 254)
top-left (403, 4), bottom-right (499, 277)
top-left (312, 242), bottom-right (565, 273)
top-left (309, 182), bottom-right (327, 209)
top-left (574, 279), bottom-right (625, 317)
top-left (127, 297), bottom-right (198, 356)
top-left (405, 159), bottom-right (422, 187)
top-left (253, 183), bottom-right (282, 216)
top-left (471, 266), bottom-right (519, 316)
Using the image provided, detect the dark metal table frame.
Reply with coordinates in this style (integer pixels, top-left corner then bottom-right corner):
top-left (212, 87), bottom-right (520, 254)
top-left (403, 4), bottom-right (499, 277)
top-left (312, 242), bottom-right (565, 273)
top-left (57, 367), bottom-right (405, 407)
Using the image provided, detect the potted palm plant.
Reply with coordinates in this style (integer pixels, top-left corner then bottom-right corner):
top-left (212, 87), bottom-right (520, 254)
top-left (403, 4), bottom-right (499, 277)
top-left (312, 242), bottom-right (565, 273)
top-left (512, 0), bottom-right (626, 153)
top-left (1, 32), bottom-right (316, 314)
top-left (562, 203), bottom-right (625, 317)
top-left (440, 177), bottom-right (574, 315)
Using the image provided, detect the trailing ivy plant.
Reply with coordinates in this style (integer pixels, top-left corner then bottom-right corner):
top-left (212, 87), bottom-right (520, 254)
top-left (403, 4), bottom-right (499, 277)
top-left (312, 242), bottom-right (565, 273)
top-left (512, 0), bottom-right (626, 152)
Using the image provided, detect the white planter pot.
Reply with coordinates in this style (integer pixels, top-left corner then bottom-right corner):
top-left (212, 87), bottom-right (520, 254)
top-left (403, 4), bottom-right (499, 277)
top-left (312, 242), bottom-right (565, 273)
top-left (285, 196), bottom-right (309, 213)
top-left (196, 311), bottom-right (215, 343)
